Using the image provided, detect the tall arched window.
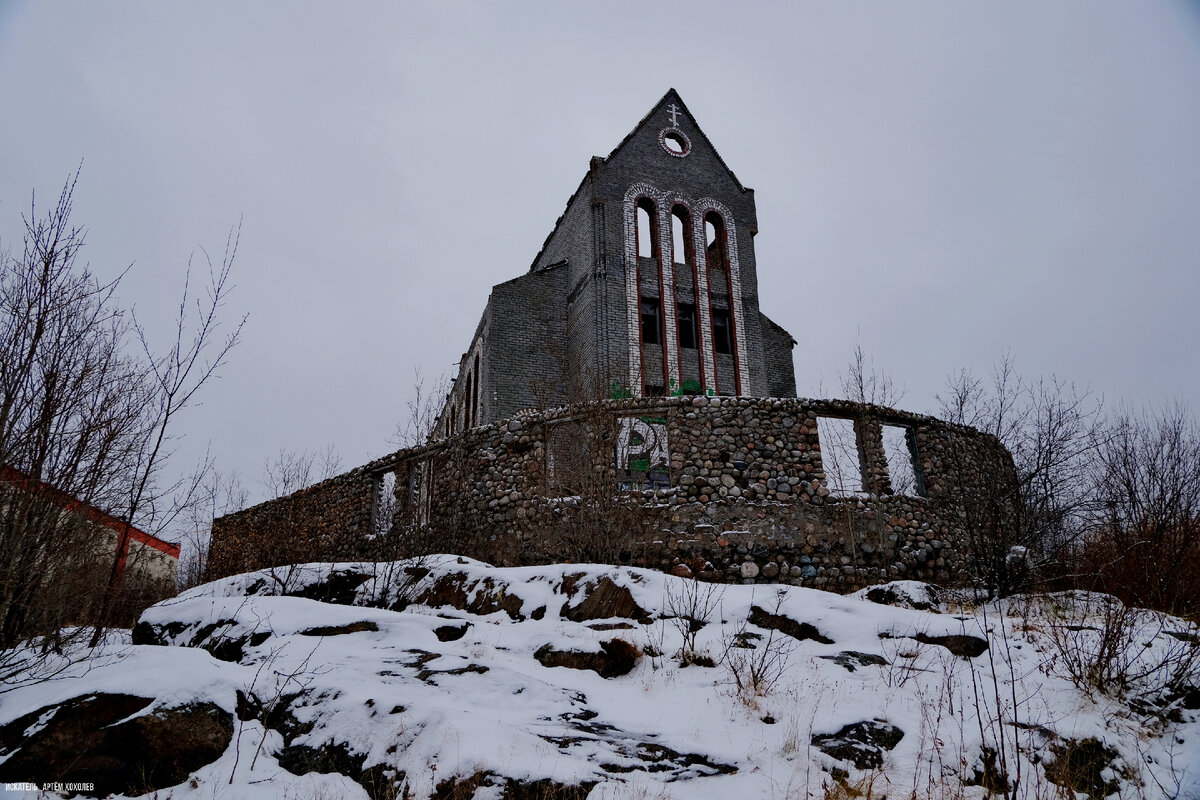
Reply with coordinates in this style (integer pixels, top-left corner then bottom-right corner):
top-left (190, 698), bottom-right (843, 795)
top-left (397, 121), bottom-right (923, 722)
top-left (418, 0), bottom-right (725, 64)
top-left (471, 353), bottom-right (480, 426)
top-left (463, 373), bottom-right (473, 430)
top-left (704, 211), bottom-right (727, 271)
top-left (703, 209), bottom-right (740, 393)
top-left (636, 199), bottom-right (657, 259)
top-left (671, 206), bottom-right (690, 267)
top-left (671, 205), bottom-right (699, 356)
top-left (634, 197), bottom-right (667, 396)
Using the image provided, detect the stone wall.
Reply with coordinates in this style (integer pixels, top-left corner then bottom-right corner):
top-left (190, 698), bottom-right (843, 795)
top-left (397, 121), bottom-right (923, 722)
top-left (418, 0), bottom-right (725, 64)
top-left (210, 396), bottom-right (1018, 592)
top-left (207, 465), bottom-right (377, 579)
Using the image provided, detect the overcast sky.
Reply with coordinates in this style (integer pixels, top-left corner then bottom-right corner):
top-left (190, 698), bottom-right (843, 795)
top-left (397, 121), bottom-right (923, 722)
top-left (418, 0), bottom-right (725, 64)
top-left (1, 1), bottom-right (1198, 507)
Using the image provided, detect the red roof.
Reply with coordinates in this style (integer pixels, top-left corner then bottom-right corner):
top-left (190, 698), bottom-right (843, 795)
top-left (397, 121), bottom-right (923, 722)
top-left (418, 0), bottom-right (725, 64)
top-left (0, 465), bottom-right (181, 560)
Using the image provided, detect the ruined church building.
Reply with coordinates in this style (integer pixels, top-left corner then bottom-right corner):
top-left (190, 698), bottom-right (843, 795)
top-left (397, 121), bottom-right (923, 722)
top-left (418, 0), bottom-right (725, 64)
top-left (438, 89), bottom-right (796, 436)
top-left (210, 91), bottom-right (1016, 589)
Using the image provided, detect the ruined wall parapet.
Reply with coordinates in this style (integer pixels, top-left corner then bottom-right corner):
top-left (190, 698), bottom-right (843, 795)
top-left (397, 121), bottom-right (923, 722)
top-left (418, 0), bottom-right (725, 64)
top-left (210, 396), bottom-right (1017, 591)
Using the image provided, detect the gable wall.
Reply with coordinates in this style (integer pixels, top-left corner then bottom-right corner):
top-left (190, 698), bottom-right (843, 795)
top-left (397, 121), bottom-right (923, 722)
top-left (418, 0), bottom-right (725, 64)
top-left (594, 99), bottom-right (772, 397)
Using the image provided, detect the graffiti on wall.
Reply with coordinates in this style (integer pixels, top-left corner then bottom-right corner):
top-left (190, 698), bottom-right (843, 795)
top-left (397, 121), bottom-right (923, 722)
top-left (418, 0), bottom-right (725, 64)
top-left (616, 417), bottom-right (669, 490)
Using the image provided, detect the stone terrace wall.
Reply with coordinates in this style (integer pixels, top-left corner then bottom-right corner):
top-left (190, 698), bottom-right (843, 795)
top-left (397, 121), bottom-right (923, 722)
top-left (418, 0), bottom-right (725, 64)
top-left (209, 397), bottom-right (1018, 592)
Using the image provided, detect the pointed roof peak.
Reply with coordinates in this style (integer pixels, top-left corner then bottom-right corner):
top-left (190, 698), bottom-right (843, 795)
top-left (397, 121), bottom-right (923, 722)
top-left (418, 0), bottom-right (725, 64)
top-left (601, 89), bottom-right (749, 193)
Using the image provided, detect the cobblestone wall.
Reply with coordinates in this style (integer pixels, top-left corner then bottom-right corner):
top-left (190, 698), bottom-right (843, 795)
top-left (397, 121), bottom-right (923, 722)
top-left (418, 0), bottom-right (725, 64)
top-left (210, 396), bottom-right (1017, 592)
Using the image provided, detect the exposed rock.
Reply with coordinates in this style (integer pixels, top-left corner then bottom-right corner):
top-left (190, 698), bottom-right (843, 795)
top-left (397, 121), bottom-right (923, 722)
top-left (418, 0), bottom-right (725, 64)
top-left (560, 576), bottom-right (649, 623)
top-left (0, 693), bottom-right (231, 797)
top-left (131, 619), bottom-right (186, 646)
top-left (912, 632), bottom-right (988, 658)
top-left (417, 572), bottom-right (525, 620)
top-left (416, 663), bottom-right (490, 684)
top-left (863, 582), bottom-right (943, 612)
top-left (433, 770), bottom-right (597, 800)
top-left (812, 719), bottom-right (904, 770)
top-left (133, 618), bottom-right (271, 662)
top-left (278, 739), bottom-right (400, 800)
top-left (749, 605), bottom-right (834, 644)
top-left (818, 651), bottom-right (889, 673)
top-left (596, 740), bottom-right (738, 779)
top-left (964, 746), bottom-right (1008, 795)
top-left (588, 622), bottom-right (634, 631)
top-left (235, 689), bottom-right (313, 744)
top-left (286, 569), bottom-right (373, 605)
top-left (434, 622), bottom-right (471, 641)
top-left (535, 639), bottom-right (640, 678)
top-left (300, 620), bottom-right (379, 636)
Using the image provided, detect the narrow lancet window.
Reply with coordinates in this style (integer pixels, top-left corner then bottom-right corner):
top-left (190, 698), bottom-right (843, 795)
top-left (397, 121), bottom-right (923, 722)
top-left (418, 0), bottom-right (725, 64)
top-left (704, 211), bottom-right (727, 271)
top-left (463, 373), bottom-right (473, 430)
top-left (671, 207), bottom-right (690, 266)
top-left (472, 354), bottom-right (480, 426)
top-left (637, 201), bottom-right (656, 259)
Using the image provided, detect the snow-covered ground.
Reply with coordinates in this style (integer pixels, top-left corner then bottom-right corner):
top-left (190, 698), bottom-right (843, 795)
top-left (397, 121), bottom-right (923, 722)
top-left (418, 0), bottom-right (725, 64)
top-left (1, 556), bottom-right (1198, 799)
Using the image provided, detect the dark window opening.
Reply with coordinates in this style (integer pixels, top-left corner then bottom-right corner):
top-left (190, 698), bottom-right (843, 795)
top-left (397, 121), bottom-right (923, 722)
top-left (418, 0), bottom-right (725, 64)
top-left (472, 353), bottom-right (480, 425)
top-left (677, 303), bottom-right (698, 349)
top-left (463, 373), bottom-right (473, 429)
top-left (712, 308), bottom-right (733, 355)
top-left (644, 384), bottom-right (665, 397)
top-left (640, 298), bottom-right (661, 345)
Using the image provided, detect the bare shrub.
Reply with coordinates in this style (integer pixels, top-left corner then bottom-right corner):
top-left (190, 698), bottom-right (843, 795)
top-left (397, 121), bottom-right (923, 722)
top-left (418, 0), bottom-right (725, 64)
top-left (1043, 592), bottom-right (1200, 702)
top-left (722, 594), bottom-right (796, 700)
top-left (821, 769), bottom-right (887, 800)
top-left (664, 576), bottom-right (723, 666)
top-left (878, 629), bottom-right (929, 689)
top-left (262, 445), bottom-right (342, 499)
top-left (1082, 403), bottom-right (1200, 618)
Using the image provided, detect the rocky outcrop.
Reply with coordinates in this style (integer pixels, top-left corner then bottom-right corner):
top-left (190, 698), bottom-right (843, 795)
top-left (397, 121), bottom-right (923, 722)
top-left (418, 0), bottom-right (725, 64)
top-left (812, 720), bottom-right (905, 770)
top-left (0, 693), bottom-right (231, 797)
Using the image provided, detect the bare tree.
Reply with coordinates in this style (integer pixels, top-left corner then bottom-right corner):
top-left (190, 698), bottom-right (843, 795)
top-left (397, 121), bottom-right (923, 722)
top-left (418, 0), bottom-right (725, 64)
top-left (937, 356), bottom-right (1102, 597)
top-left (262, 444), bottom-right (343, 499)
top-left (1085, 403), bottom-right (1200, 616)
top-left (390, 366), bottom-right (449, 448)
top-left (175, 467), bottom-right (248, 590)
top-left (89, 218), bottom-right (245, 645)
top-left (0, 174), bottom-right (146, 651)
top-left (840, 342), bottom-right (906, 408)
top-left (0, 171), bottom-right (244, 655)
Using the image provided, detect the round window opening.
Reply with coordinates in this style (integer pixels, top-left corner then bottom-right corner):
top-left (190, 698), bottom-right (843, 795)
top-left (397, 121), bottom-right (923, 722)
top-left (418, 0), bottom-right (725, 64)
top-left (660, 128), bottom-right (690, 157)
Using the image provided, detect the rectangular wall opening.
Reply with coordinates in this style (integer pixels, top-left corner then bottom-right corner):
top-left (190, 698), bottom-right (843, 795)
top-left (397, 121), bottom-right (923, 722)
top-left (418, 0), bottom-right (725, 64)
top-left (371, 471), bottom-right (397, 537)
top-left (881, 424), bottom-right (923, 496)
top-left (817, 416), bottom-right (864, 496)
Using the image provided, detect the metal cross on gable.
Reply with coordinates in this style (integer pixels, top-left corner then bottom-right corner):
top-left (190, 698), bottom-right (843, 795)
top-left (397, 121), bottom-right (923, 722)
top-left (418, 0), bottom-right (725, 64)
top-left (668, 103), bottom-right (681, 127)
